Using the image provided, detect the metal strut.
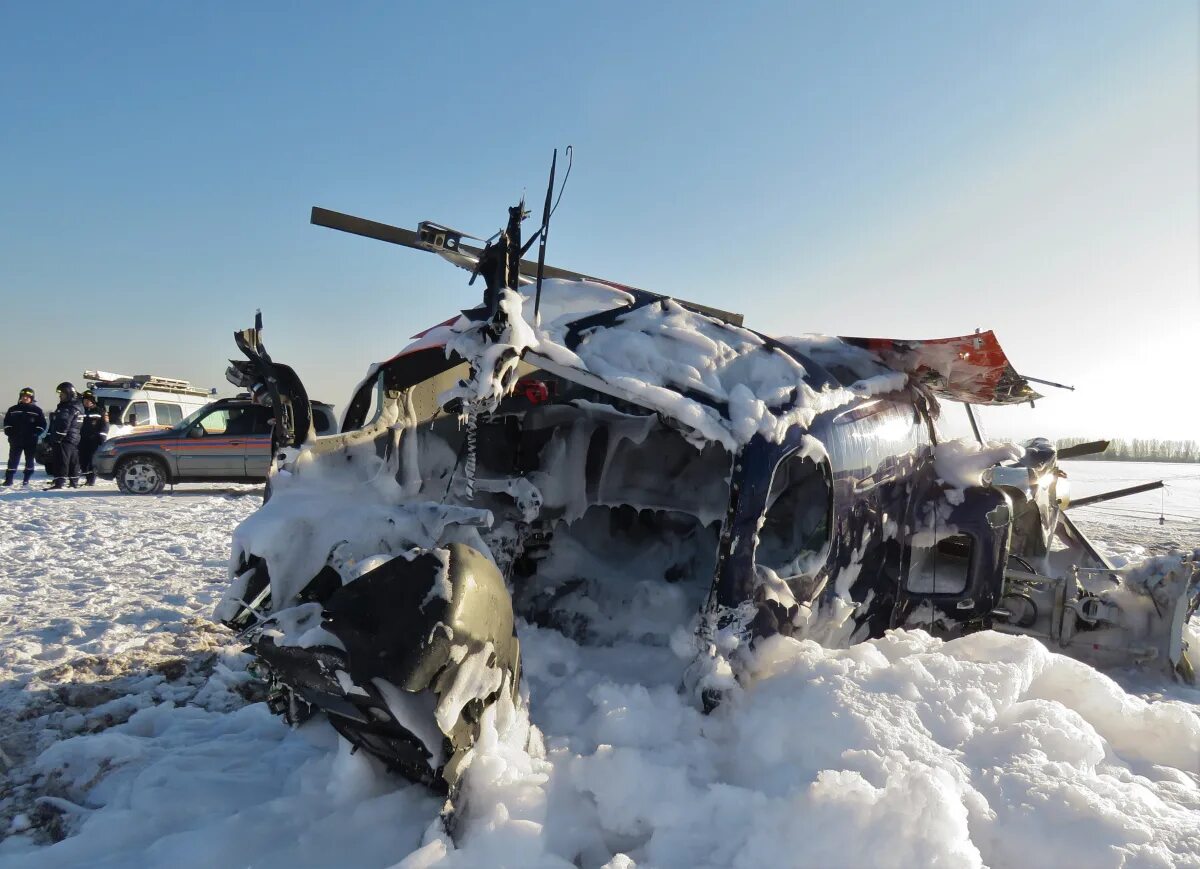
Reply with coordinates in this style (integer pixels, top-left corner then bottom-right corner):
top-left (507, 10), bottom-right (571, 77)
top-left (463, 411), bottom-right (478, 499)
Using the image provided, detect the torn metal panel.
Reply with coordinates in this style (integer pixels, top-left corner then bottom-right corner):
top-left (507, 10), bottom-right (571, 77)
top-left (842, 331), bottom-right (1041, 405)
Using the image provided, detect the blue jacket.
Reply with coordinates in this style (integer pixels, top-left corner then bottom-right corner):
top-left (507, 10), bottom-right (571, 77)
top-left (48, 399), bottom-right (84, 446)
top-left (4, 403), bottom-right (47, 447)
top-left (80, 405), bottom-right (110, 446)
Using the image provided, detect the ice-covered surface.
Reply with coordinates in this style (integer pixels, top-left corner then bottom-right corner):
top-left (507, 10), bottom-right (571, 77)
top-left (1, 466), bottom-right (1198, 868)
top-left (1061, 460), bottom-right (1200, 560)
top-left (419, 280), bottom-right (908, 450)
top-left (443, 289), bottom-right (537, 415)
top-left (934, 438), bottom-right (1024, 490)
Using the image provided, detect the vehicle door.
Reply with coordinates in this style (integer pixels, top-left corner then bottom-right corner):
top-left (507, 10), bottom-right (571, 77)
top-left (177, 407), bottom-right (244, 477)
top-left (240, 405), bottom-right (277, 479)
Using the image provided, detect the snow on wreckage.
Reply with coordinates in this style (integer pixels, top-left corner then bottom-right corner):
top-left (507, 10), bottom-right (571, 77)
top-left (216, 160), bottom-right (1200, 815)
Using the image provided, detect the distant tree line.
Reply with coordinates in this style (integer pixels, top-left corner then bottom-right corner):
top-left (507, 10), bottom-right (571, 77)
top-left (1057, 437), bottom-right (1200, 462)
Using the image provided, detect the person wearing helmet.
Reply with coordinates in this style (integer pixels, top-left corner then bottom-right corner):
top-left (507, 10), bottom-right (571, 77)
top-left (78, 390), bottom-right (110, 487)
top-left (45, 381), bottom-right (84, 489)
top-left (3, 387), bottom-right (47, 487)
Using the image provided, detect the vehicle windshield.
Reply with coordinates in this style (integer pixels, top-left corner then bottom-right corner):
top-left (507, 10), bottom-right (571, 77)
top-left (177, 405), bottom-right (213, 430)
top-left (98, 397), bottom-right (129, 423)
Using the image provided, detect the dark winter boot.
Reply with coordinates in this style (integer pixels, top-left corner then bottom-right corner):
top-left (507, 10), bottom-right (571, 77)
top-left (68, 477), bottom-right (79, 489)
top-left (2, 473), bottom-right (12, 487)
top-left (22, 472), bottom-right (34, 486)
top-left (85, 473), bottom-right (96, 487)
top-left (46, 478), bottom-right (65, 490)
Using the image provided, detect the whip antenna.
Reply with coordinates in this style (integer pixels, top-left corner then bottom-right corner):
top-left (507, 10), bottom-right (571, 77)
top-left (534, 146), bottom-right (572, 322)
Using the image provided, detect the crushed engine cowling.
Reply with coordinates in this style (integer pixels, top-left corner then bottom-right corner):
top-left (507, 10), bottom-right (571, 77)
top-left (224, 543), bottom-right (520, 792)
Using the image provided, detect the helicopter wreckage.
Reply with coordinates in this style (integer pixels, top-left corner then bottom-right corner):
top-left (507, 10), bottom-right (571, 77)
top-left (215, 160), bottom-right (1199, 799)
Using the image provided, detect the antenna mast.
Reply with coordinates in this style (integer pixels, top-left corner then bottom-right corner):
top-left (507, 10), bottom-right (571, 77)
top-left (534, 149), bottom-right (558, 322)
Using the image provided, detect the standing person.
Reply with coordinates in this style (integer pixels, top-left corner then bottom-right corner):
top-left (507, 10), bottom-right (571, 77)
top-left (3, 387), bottom-right (47, 487)
top-left (78, 390), bottom-right (110, 486)
top-left (45, 382), bottom-right (84, 490)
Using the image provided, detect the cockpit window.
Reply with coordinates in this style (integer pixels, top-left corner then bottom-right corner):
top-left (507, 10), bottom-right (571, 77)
top-left (756, 452), bottom-right (831, 577)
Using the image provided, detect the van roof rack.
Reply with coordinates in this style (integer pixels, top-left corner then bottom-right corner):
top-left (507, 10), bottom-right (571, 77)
top-left (83, 370), bottom-right (212, 398)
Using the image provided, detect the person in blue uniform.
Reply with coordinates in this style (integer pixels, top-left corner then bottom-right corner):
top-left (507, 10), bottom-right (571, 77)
top-left (78, 390), bottom-right (110, 487)
top-left (3, 387), bottom-right (47, 487)
top-left (46, 381), bottom-right (84, 489)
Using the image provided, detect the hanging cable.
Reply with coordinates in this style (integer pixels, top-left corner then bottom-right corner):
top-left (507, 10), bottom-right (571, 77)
top-left (520, 146), bottom-right (574, 259)
top-left (549, 145), bottom-right (573, 219)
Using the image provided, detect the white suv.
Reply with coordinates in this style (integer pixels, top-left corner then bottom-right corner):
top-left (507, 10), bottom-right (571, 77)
top-left (83, 370), bottom-right (214, 430)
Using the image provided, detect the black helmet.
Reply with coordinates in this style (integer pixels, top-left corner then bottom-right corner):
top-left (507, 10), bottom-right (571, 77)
top-left (81, 389), bottom-right (96, 402)
top-left (56, 381), bottom-right (76, 399)
top-left (19, 387), bottom-right (34, 400)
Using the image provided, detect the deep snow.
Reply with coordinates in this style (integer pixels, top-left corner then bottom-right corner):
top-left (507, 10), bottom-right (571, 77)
top-left (1, 465), bottom-right (1198, 868)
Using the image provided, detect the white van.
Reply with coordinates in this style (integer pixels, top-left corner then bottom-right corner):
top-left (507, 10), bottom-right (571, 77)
top-left (83, 370), bottom-right (215, 430)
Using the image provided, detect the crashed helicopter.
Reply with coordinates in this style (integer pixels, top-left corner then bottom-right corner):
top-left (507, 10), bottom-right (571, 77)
top-left (216, 160), bottom-right (1200, 797)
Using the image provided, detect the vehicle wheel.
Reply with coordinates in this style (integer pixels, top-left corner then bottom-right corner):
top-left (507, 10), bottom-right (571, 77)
top-left (115, 456), bottom-right (168, 495)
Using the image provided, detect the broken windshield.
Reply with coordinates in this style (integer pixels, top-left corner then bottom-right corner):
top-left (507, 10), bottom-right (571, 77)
top-left (756, 450), bottom-right (832, 578)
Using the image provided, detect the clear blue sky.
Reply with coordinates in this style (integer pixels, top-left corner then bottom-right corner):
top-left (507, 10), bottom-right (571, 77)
top-left (2, 2), bottom-right (1196, 441)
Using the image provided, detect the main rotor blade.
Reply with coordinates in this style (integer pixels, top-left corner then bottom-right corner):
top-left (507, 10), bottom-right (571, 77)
top-left (310, 206), bottom-right (744, 326)
top-left (311, 206), bottom-right (425, 247)
top-left (311, 207), bottom-right (481, 273)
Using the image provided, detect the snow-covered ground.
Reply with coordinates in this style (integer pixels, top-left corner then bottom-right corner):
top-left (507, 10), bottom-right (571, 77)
top-left (1059, 460), bottom-right (1200, 559)
top-left (1, 464), bottom-right (1197, 869)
